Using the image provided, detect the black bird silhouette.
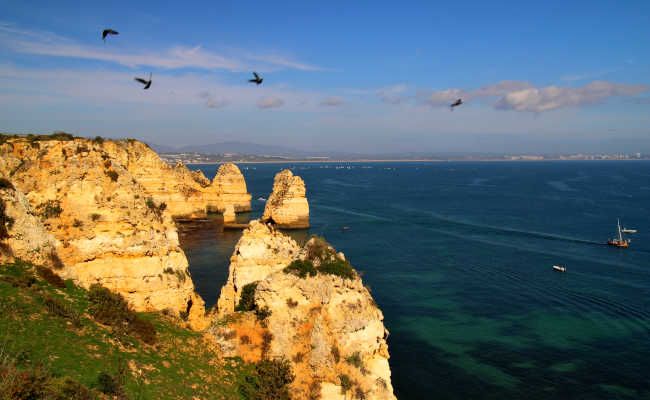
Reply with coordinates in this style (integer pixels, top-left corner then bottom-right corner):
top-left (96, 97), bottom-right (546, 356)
top-left (134, 73), bottom-right (152, 89)
top-left (102, 29), bottom-right (119, 42)
top-left (450, 98), bottom-right (463, 110)
top-left (248, 72), bottom-right (263, 85)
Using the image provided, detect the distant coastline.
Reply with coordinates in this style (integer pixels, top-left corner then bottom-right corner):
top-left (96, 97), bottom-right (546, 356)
top-left (175, 158), bottom-right (650, 165)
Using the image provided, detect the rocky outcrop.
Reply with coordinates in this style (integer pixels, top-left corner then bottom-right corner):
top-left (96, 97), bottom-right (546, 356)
top-left (0, 178), bottom-right (61, 267)
top-left (205, 163), bottom-right (252, 213)
top-left (0, 137), bottom-right (207, 328)
top-left (211, 221), bottom-right (395, 400)
top-left (261, 170), bottom-right (309, 229)
top-left (104, 141), bottom-right (208, 219)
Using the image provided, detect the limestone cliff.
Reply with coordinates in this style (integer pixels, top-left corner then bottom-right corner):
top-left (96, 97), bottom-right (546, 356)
top-left (0, 137), bottom-right (207, 329)
top-left (211, 221), bottom-right (395, 400)
top-left (205, 163), bottom-right (252, 213)
top-left (103, 141), bottom-right (208, 219)
top-left (0, 177), bottom-right (61, 267)
top-left (262, 169), bottom-right (309, 229)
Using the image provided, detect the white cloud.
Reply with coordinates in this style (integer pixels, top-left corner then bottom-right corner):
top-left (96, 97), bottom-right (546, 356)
top-left (198, 91), bottom-right (229, 109)
top-left (378, 84), bottom-right (407, 104)
top-left (0, 23), bottom-right (324, 72)
top-left (257, 97), bottom-right (284, 109)
top-left (495, 81), bottom-right (650, 112)
top-left (320, 97), bottom-right (343, 106)
top-left (414, 80), bottom-right (649, 112)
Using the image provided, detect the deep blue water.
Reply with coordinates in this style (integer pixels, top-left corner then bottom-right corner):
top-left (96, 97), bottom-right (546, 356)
top-left (183, 161), bottom-right (650, 399)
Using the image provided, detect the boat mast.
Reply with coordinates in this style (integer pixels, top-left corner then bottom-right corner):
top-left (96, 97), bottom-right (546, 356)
top-left (617, 218), bottom-right (622, 242)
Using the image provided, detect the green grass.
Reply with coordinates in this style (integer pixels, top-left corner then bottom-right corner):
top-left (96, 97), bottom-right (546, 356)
top-left (0, 260), bottom-right (285, 399)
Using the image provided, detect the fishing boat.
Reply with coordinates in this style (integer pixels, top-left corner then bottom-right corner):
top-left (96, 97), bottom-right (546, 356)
top-left (552, 265), bottom-right (566, 272)
top-left (621, 227), bottom-right (637, 234)
top-left (607, 219), bottom-right (630, 247)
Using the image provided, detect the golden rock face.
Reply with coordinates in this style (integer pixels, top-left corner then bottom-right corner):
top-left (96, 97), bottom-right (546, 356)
top-left (262, 169), bottom-right (310, 229)
top-left (205, 163), bottom-right (252, 213)
top-left (0, 138), bottom-right (207, 326)
top-left (212, 221), bottom-right (395, 400)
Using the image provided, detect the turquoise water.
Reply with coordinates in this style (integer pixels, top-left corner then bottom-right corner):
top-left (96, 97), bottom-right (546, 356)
top-left (184, 161), bottom-right (650, 399)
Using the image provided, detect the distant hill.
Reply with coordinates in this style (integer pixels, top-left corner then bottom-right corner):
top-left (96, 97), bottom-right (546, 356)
top-left (174, 141), bottom-right (307, 157)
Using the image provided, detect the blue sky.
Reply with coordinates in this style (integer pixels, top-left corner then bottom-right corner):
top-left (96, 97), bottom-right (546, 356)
top-left (1, 0), bottom-right (649, 153)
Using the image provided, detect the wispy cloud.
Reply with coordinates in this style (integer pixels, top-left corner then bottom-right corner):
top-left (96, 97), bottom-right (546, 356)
top-left (494, 81), bottom-right (650, 112)
top-left (0, 23), bottom-right (324, 72)
top-left (198, 91), bottom-right (229, 109)
top-left (378, 84), bottom-right (407, 104)
top-left (257, 97), bottom-right (284, 109)
top-left (413, 80), bottom-right (649, 112)
top-left (320, 97), bottom-right (342, 106)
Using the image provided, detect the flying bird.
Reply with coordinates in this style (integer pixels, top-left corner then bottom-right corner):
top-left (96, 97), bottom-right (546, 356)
top-left (248, 72), bottom-right (263, 85)
top-left (134, 73), bottom-right (152, 89)
top-left (102, 29), bottom-right (119, 42)
top-left (450, 98), bottom-right (463, 110)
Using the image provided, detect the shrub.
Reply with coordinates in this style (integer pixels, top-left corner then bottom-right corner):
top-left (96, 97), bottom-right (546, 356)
top-left (338, 374), bottom-right (353, 395)
top-left (331, 345), bottom-right (340, 363)
top-left (48, 376), bottom-right (95, 400)
top-left (235, 282), bottom-right (258, 312)
top-left (306, 236), bottom-right (331, 261)
top-left (255, 306), bottom-right (272, 321)
top-left (179, 311), bottom-right (189, 321)
top-left (49, 131), bottom-right (75, 141)
top-left (2, 274), bottom-right (36, 288)
top-left (104, 170), bottom-right (119, 182)
top-left (96, 372), bottom-right (119, 395)
top-left (38, 200), bottom-right (63, 219)
top-left (48, 252), bottom-right (65, 270)
top-left (88, 284), bottom-right (157, 344)
top-left (0, 178), bottom-right (14, 190)
top-left (90, 213), bottom-right (101, 222)
top-left (345, 352), bottom-right (363, 369)
top-left (103, 160), bottom-right (111, 169)
top-left (286, 298), bottom-right (298, 308)
top-left (92, 136), bottom-right (104, 145)
top-left (318, 259), bottom-right (356, 280)
top-left (76, 144), bottom-right (89, 154)
top-left (36, 265), bottom-right (66, 288)
top-left (240, 358), bottom-right (294, 400)
top-left (240, 335), bottom-right (251, 345)
top-left (162, 267), bottom-right (174, 274)
top-left (261, 331), bottom-right (273, 359)
top-left (145, 197), bottom-right (166, 220)
top-left (42, 293), bottom-right (81, 326)
top-left (283, 259), bottom-right (317, 278)
top-left (0, 361), bottom-right (50, 400)
top-left (73, 219), bottom-right (83, 228)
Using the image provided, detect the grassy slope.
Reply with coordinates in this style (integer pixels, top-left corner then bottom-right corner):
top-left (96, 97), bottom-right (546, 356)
top-left (0, 260), bottom-right (250, 399)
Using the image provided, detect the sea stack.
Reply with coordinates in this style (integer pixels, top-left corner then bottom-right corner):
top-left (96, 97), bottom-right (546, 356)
top-left (262, 169), bottom-right (309, 229)
top-left (206, 163), bottom-right (252, 213)
top-left (212, 220), bottom-right (395, 400)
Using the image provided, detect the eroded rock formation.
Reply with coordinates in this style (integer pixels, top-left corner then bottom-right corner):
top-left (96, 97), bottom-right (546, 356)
top-left (205, 163), bottom-right (252, 213)
top-left (262, 169), bottom-right (309, 229)
top-left (0, 137), bottom-right (207, 329)
top-left (211, 220), bottom-right (395, 400)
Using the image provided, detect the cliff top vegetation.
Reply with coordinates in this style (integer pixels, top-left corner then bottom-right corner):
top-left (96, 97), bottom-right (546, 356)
top-left (0, 260), bottom-right (294, 399)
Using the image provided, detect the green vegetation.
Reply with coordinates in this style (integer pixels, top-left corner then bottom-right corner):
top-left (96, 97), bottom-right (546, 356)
top-left (235, 282), bottom-right (258, 312)
top-left (0, 260), bottom-right (294, 399)
top-left (104, 170), bottom-right (119, 182)
top-left (339, 374), bottom-right (353, 394)
top-left (145, 197), bottom-right (167, 220)
top-left (283, 259), bottom-right (317, 278)
top-left (87, 284), bottom-right (157, 345)
top-left (35, 265), bottom-right (65, 289)
top-left (238, 358), bottom-right (294, 400)
top-left (284, 258), bottom-right (356, 280)
top-left (75, 144), bottom-right (89, 154)
top-left (90, 213), bottom-right (101, 222)
top-left (37, 200), bottom-right (63, 219)
top-left (345, 351), bottom-right (363, 369)
top-left (92, 136), bottom-right (104, 145)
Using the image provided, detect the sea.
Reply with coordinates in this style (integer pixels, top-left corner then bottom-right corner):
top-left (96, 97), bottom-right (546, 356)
top-left (180, 161), bottom-right (650, 400)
